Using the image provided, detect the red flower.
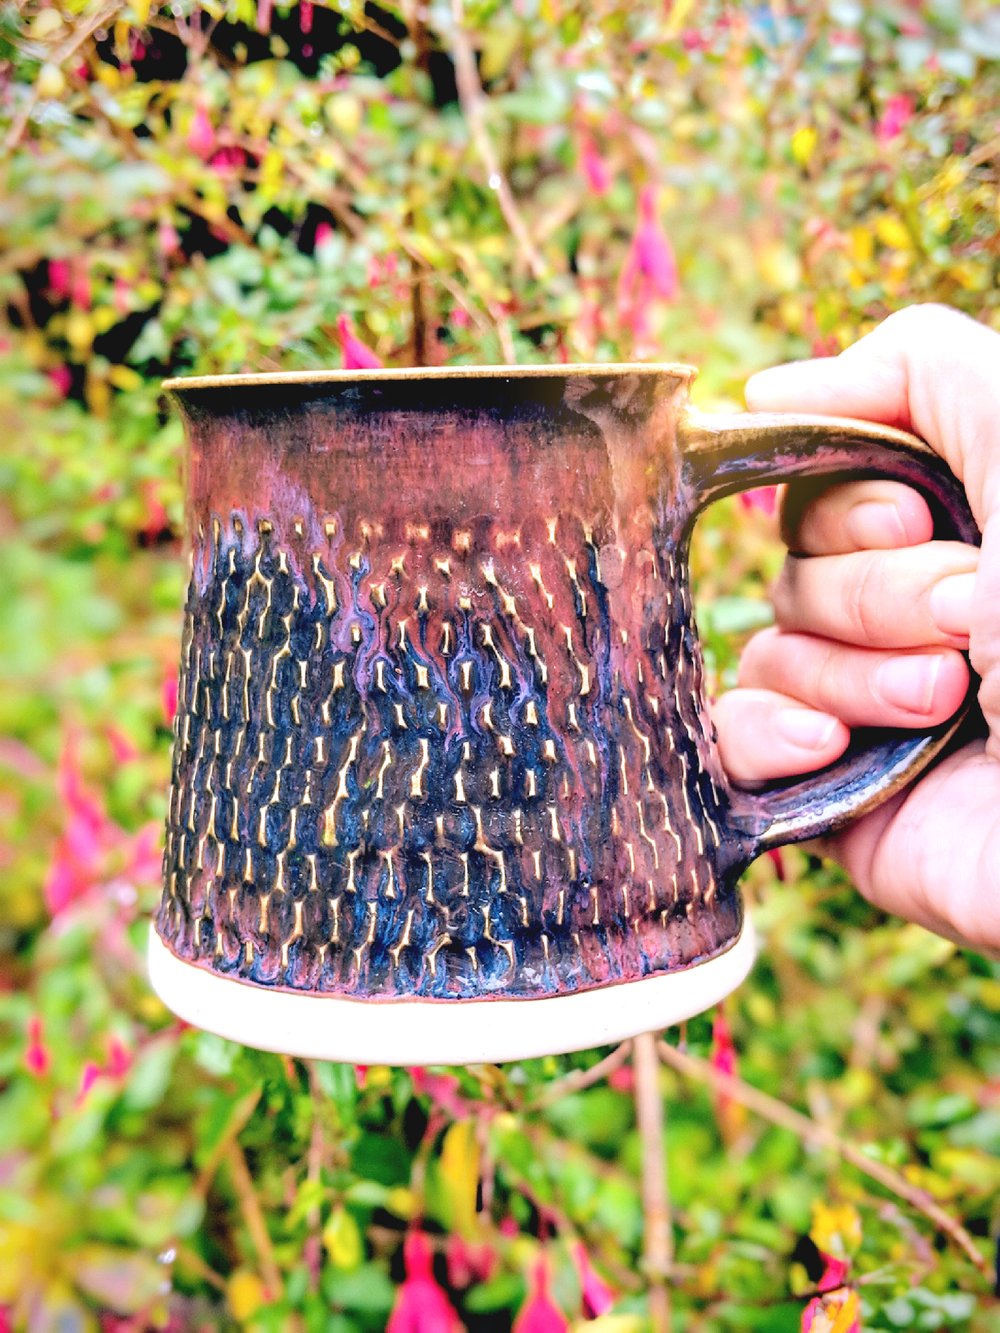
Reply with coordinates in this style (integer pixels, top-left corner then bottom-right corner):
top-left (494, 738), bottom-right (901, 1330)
top-left (25, 1016), bottom-right (52, 1077)
top-left (387, 1229), bottom-right (463, 1333)
top-left (513, 1258), bottom-right (568, 1333)
top-left (617, 185), bottom-right (679, 343)
top-left (738, 486), bottom-right (778, 516)
top-left (570, 1242), bottom-right (614, 1318)
top-left (875, 93), bottom-right (914, 146)
top-left (766, 847), bottom-right (786, 882)
top-left (335, 314), bottom-right (382, 370)
top-left (801, 1257), bottom-right (860, 1333)
top-left (187, 105), bottom-right (216, 160)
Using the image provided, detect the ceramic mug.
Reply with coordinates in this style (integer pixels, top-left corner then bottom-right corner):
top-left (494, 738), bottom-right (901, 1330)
top-left (147, 364), bottom-right (979, 1065)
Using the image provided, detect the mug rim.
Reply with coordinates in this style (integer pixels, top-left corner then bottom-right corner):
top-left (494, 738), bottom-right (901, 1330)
top-left (161, 361), bottom-right (698, 392)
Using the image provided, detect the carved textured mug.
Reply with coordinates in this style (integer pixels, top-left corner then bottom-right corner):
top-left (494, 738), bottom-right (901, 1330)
top-left (148, 365), bottom-right (979, 1065)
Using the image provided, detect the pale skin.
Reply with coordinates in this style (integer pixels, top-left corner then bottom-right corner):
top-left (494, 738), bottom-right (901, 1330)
top-left (712, 304), bottom-right (1000, 959)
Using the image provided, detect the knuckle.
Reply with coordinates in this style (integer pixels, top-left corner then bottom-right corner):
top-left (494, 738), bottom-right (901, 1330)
top-left (736, 627), bottom-right (780, 686)
top-left (843, 552), bottom-right (888, 643)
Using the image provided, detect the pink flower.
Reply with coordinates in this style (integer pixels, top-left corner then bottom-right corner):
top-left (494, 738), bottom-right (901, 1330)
top-left (766, 847), bottom-right (786, 882)
top-left (710, 1007), bottom-right (746, 1143)
top-left (158, 221), bottom-right (181, 257)
top-left (738, 486), bottom-right (778, 516)
top-left (76, 1061), bottom-right (103, 1107)
top-left (162, 673), bottom-right (179, 726)
top-left (314, 222), bottom-right (335, 252)
top-left (617, 185), bottom-right (679, 343)
top-left (408, 1067), bottom-right (473, 1120)
top-left (875, 93), bottom-right (914, 146)
top-left (354, 1063), bottom-right (368, 1089)
top-left (300, 2), bottom-right (314, 34)
top-left (387, 1229), bottom-right (463, 1333)
top-left (187, 105), bottom-right (216, 160)
top-left (607, 1064), bottom-right (633, 1093)
top-left (801, 1270), bottom-right (860, 1333)
top-left (256, 0), bottom-right (272, 33)
top-left (44, 737), bottom-right (109, 917)
top-left (445, 1235), bottom-right (497, 1289)
top-left (335, 313), bottom-right (382, 370)
top-left (113, 277), bottom-right (131, 314)
top-left (570, 1243), bottom-right (614, 1318)
top-left (25, 1016), bottom-right (52, 1077)
top-left (48, 365), bottom-right (72, 398)
top-left (513, 1258), bottom-right (568, 1333)
top-left (49, 259), bottom-right (72, 301)
top-left (577, 130), bottom-right (612, 195)
top-left (817, 1252), bottom-right (850, 1293)
top-left (105, 1035), bottom-right (133, 1079)
top-left (106, 726), bottom-right (138, 765)
top-left (71, 269), bottom-right (91, 309)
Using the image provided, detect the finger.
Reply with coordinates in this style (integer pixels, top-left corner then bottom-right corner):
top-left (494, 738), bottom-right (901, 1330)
top-left (781, 477), bottom-right (933, 555)
top-left (738, 627), bottom-right (970, 729)
top-left (772, 542), bottom-right (979, 650)
top-left (745, 304), bottom-right (1000, 519)
top-left (712, 688), bottom-right (849, 786)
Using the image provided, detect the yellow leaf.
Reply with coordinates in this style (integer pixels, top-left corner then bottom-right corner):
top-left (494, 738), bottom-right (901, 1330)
top-left (108, 365), bottom-right (143, 390)
top-left (322, 1207), bottom-right (364, 1270)
top-left (226, 1269), bottom-right (266, 1322)
top-left (757, 241), bottom-right (802, 292)
top-left (848, 226), bottom-right (873, 265)
top-left (385, 1186), bottom-right (418, 1219)
top-left (809, 1200), bottom-right (862, 1256)
top-left (874, 213), bottom-right (912, 252)
top-left (66, 308), bottom-right (95, 353)
top-left (439, 1119), bottom-right (480, 1238)
top-left (791, 125), bottom-right (818, 167)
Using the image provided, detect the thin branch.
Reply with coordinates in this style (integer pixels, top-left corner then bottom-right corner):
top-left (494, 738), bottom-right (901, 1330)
top-left (656, 1038), bottom-right (991, 1282)
top-left (448, 0), bottom-right (546, 282)
top-left (5, 1), bottom-right (122, 151)
top-left (633, 1032), bottom-right (672, 1331)
top-left (528, 1039), bottom-right (633, 1111)
top-left (225, 1142), bottom-right (284, 1299)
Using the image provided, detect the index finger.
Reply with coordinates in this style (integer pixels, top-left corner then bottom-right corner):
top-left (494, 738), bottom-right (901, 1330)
top-left (781, 477), bottom-right (934, 556)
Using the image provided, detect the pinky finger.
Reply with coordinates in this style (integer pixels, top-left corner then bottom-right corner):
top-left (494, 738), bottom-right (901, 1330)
top-left (712, 688), bottom-right (851, 788)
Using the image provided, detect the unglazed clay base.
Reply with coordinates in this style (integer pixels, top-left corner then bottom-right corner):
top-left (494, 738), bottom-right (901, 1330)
top-left (148, 918), bottom-right (756, 1066)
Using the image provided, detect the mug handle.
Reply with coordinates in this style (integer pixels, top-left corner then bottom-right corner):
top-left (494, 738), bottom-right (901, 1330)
top-left (678, 408), bottom-right (982, 855)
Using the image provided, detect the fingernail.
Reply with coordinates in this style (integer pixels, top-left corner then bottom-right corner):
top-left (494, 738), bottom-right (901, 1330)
top-left (845, 500), bottom-right (908, 548)
top-left (930, 572), bottom-right (976, 638)
top-left (775, 708), bottom-right (840, 750)
top-left (874, 655), bottom-right (944, 714)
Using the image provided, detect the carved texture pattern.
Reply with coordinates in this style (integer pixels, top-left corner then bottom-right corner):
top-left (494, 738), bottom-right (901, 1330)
top-left (157, 505), bottom-right (744, 1000)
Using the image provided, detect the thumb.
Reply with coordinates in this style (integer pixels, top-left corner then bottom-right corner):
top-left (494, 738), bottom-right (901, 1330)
top-left (746, 302), bottom-right (1000, 760)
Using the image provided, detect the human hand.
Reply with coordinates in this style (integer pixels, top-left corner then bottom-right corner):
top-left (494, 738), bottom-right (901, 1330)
top-left (712, 304), bottom-right (1000, 957)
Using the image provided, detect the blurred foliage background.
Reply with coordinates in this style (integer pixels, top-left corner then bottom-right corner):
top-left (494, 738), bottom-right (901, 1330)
top-left (2, 1), bottom-right (1000, 1329)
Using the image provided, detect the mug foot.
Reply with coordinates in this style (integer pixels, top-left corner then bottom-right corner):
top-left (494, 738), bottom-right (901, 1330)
top-left (147, 920), bottom-right (756, 1066)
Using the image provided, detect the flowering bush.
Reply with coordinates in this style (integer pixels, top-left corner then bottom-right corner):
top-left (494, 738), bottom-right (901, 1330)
top-left (2, 2), bottom-right (999, 1329)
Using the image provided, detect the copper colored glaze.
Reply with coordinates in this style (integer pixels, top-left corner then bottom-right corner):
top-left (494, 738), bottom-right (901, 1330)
top-left (156, 368), bottom-right (979, 1004)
